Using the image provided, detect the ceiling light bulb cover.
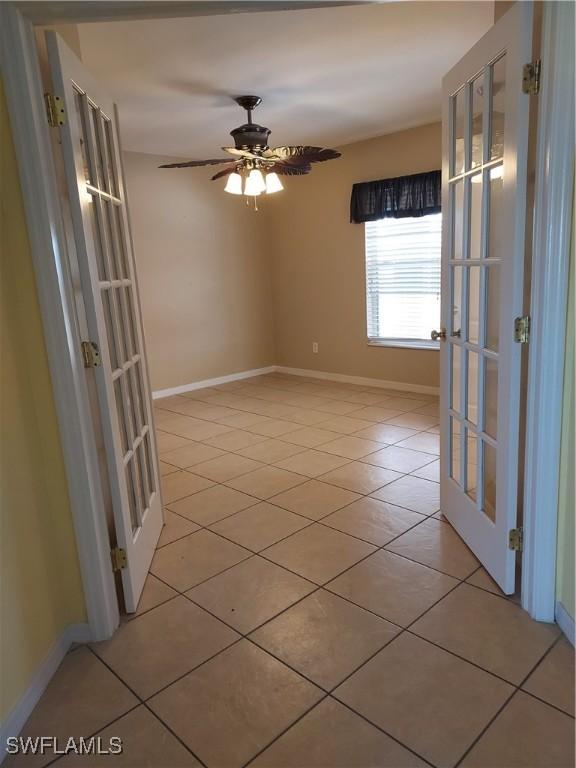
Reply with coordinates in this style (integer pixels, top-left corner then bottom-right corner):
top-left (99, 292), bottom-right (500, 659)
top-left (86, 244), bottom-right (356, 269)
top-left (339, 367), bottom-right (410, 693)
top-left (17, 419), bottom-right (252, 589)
top-left (265, 172), bottom-right (284, 194)
top-left (245, 169), bottom-right (266, 195)
top-left (224, 172), bottom-right (243, 194)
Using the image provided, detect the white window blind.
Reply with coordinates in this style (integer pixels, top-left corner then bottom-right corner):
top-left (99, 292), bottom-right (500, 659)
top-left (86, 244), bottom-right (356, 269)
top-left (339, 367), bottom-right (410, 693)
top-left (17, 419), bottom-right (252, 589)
top-left (365, 213), bottom-right (441, 345)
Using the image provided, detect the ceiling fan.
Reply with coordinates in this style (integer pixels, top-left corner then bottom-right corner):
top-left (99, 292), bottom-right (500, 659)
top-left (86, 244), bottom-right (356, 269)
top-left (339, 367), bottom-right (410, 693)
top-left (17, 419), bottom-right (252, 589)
top-left (159, 95), bottom-right (341, 203)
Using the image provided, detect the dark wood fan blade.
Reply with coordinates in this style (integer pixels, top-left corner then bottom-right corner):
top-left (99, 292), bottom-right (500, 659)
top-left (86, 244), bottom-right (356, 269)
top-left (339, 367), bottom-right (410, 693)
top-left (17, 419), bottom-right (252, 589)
top-left (265, 146), bottom-right (341, 163)
top-left (221, 147), bottom-right (262, 160)
top-left (211, 163), bottom-right (240, 181)
top-left (268, 162), bottom-right (311, 176)
top-left (159, 158), bottom-right (232, 168)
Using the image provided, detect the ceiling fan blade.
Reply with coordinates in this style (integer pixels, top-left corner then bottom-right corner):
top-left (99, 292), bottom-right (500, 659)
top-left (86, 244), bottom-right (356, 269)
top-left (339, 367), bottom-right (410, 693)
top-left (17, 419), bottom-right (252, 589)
top-left (268, 162), bottom-right (311, 176)
top-left (211, 163), bottom-right (240, 181)
top-left (222, 147), bottom-right (262, 160)
top-left (265, 146), bottom-right (341, 163)
top-left (159, 158), bottom-right (233, 168)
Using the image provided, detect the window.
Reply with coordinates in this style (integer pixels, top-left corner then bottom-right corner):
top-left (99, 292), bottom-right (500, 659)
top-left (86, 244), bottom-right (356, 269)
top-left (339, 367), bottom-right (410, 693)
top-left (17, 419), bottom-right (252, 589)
top-left (365, 213), bottom-right (441, 348)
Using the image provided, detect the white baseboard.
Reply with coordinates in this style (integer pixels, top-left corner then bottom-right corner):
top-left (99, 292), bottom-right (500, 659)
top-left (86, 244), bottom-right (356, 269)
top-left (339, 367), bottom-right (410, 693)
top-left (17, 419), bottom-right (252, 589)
top-left (0, 623), bottom-right (90, 761)
top-left (274, 366), bottom-right (440, 396)
top-left (555, 601), bottom-right (575, 646)
top-left (152, 366), bottom-right (276, 400)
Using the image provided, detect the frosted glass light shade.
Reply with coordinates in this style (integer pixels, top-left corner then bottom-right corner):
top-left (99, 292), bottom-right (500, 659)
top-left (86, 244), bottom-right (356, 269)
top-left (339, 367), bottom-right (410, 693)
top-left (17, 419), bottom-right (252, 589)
top-left (245, 169), bottom-right (266, 196)
top-left (224, 172), bottom-right (243, 194)
top-left (265, 172), bottom-right (284, 194)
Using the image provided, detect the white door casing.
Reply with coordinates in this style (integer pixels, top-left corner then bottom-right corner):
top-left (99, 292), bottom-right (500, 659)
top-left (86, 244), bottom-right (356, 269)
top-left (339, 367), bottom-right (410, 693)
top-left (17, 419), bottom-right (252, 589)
top-left (47, 31), bottom-right (163, 612)
top-left (439, 3), bottom-right (533, 594)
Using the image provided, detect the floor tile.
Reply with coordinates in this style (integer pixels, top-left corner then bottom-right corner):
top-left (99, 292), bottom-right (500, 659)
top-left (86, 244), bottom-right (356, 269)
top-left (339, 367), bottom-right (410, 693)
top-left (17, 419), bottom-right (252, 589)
top-left (160, 471), bottom-right (214, 504)
top-left (274, 449), bottom-right (351, 477)
top-left (93, 596), bottom-right (238, 699)
top-left (263, 524), bottom-right (375, 584)
top-left (251, 589), bottom-right (398, 689)
top-left (318, 435), bottom-right (382, 459)
top-left (250, 697), bottom-right (426, 768)
top-left (384, 413), bottom-right (439, 430)
top-left (209, 502), bottom-right (311, 552)
top-left (166, 417), bottom-right (233, 442)
top-left (320, 461), bottom-right (401, 494)
top-left (379, 396), bottom-right (428, 412)
top-left (57, 706), bottom-right (202, 767)
top-left (148, 640), bottom-right (323, 768)
top-left (411, 459), bottom-right (440, 482)
top-left (322, 497), bottom-right (425, 546)
top-left (280, 408), bottom-right (333, 426)
top-left (186, 556), bottom-right (314, 633)
top-left (327, 549), bottom-right (457, 626)
top-left (159, 460), bottom-right (179, 477)
top-left (318, 415), bottom-right (377, 435)
top-left (236, 438), bottom-right (306, 464)
top-left (279, 426), bottom-right (339, 448)
top-left (159, 442), bottom-right (225, 469)
top-left (348, 406), bottom-right (404, 422)
top-left (190, 453), bottom-right (264, 482)
top-left (314, 399), bottom-right (365, 415)
top-left (225, 466), bottom-right (307, 499)
top-left (216, 411), bottom-right (269, 429)
top-left (522, 637), bottom-right (575, 716)
top-left (412, 583), bottom-right (559, 684)
top-left (157, 510), bottom-right (200, 548)
top-left (132, 574), bottom-right (177, 617)
top-left (362, 445), bottom-right (435, 473)
top-left (460, 690), bottom-right (575, 768)
top-left (203, 429), bottom-right (268, 451)
top-left (270, 480), bottom-right (361, 520)
top-left (396, 431), bottom-right (440, 455)
top-left (413, 401), bottom-right (440, 416)
top-left (150, 530), bottom-right (251, 591)
top-left (353, 423), bottom-right (418, 444)
top-left (371, 474), bottom-right (440, 514)
top-left (465, 566), bottom-right (505, 596)
top-left (385, 518), bottom-right (479, 578)
top-left (167, 484), bottom-right (257, 526)
top-left (156, 431), bottom-right (193, 455)
top-left (245, 418), bottom-right (304, 437)
top-left (334, 633), bottom-right (514, 768)
top-left (7, 648), bottom-right (137, 768)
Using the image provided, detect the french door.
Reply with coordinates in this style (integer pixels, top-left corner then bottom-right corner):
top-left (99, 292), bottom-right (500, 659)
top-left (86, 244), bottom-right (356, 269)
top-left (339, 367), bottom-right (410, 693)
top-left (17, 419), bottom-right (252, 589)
top-left (47, 32), bottom-right (162, 612)
top-left (439, 3), bottom-right (533, 593)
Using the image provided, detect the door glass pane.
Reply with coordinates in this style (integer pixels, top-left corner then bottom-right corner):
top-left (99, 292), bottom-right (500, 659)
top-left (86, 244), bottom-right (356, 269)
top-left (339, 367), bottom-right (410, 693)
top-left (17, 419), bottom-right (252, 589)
top-left (89, 104), bottom-right (107, 191)
top-left (112, 206), bottom-right (129, 278)
top-left (485, 265), bottom-right (500, 351)
top-left (144, 432), bottom-right (155, 497)
top-left (487, 167), bottom-right (504, 259)
top-left (471, 72), bottom-right (485, 168)
top-left (112, 288), bottom-right (127, 366)
top-left (453, 88), bottom-right (466, 176)
top-left (467, 350), bottom-right (479, 425)
top-left (136, 443), bottom-right (149, 515)
top-left (453, 181), bottom-right (464, 260)
top-left (484, 357), bottom-right (498, 439)
top-left (125, 289), bottom-right (139, 356)
top-left (451, 265), bottom-right (463, 336)
top-left (469, 174), bottom-right (483, 260)
top-left (114, 379), bottom-right (129, 455)
top-left (468, 266), bottom-right (480, 344)
top-left (490, 55), bottom-right (506, 161)
top-left (73, 90), bottom-right (92, 185)
top-left (465, 428), bottom-right (478, 502)
top-left (451, 344), bottom-right (462, 413)
top-left (450, 416), bottom-right (461, 485)
top-left (125, 460), bottom-right (141, 532)
top-left (86, 196), bottom-right (107, 281)
top-left (483, 441), bottom-right (497, 522)
top-left (101, 289), bottom-right (118, 371)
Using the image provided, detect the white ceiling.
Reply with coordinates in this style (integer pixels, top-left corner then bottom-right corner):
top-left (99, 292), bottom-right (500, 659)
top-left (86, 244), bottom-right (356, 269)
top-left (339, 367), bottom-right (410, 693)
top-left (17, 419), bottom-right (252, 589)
top-left (78, 2), bottom-right (493, 159)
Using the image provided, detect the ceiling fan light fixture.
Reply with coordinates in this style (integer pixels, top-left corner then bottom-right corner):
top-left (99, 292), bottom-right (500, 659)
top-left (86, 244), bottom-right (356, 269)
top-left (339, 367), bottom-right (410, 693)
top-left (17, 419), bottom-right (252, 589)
top-left (224, 172), bottom-right (243, 195)
top-left (245, 168), bottom-right (266, 196)
top-left (265, 172), bottom-right (283, 194)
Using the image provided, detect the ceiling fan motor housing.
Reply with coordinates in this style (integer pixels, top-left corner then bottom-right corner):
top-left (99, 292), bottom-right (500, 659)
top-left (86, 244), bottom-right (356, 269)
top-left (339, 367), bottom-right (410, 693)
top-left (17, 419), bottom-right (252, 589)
top-left (230, 122), bottom-right (271, 151)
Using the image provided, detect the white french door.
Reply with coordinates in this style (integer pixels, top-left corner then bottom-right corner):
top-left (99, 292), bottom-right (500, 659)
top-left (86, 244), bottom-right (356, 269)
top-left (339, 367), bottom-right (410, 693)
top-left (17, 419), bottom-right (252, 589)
top-left (439, 3), bottom-right (533, 594)
top-left (47, 32), bottom-right (163, 612)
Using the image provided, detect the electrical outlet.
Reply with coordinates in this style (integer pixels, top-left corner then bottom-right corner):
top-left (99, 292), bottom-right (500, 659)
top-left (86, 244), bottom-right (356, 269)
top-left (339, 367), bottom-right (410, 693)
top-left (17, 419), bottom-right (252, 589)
top-left (312, 342), bottom-right (319, 353)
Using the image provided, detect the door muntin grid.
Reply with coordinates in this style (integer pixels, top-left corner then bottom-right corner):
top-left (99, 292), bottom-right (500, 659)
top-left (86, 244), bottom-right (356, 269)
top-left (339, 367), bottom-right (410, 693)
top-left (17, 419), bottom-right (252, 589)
top-left (447, 53), bottom-right (505, 523)
top-left (74, 86), bottom-right (156, 534)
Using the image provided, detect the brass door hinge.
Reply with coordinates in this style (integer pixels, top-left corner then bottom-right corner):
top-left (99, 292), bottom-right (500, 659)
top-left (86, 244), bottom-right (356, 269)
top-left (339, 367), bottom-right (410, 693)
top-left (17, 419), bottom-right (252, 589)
top-left (81, 340), bottom-right (101, 368)
top-left (522, 60), bottom-right (541, 95)
top-left (44, 92), bottom-right (66, 127)
top-left (514, 316), bottom-right (530, 344)
top-left (111, 547), bottom-right (127, 571)
top-left (509, 527), bottom-right (524, 552)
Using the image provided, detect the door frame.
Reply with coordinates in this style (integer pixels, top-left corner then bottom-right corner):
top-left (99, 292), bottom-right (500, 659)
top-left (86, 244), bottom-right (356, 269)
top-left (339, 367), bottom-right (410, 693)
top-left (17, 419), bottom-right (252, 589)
top-left (0, 0), bottom-right (571, 628)
top-left (521, 0), bottom-right (574, 622)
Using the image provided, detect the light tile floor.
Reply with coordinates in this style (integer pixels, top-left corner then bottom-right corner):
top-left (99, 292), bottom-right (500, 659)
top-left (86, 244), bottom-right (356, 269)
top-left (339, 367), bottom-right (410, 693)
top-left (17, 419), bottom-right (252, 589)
top-left (10, 373), bottom-right (575, 768)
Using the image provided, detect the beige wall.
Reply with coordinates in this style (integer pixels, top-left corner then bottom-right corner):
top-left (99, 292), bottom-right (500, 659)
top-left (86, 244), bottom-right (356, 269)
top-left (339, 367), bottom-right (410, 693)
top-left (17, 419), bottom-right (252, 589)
top-left (123, 151), bottom-right (276, 392)
top-left (266, 122), bottom-right (441, 388)
top-left (0, 79), bottom-right (86, 721)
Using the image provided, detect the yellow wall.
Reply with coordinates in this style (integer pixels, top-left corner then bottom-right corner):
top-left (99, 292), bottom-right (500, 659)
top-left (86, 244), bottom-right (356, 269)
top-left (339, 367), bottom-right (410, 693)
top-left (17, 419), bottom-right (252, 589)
top-left (556, 188), bottom-right (575, 624)
top-left (266, 123), bottom-right (441, 388)
top-left (0, 79), bottom-right (86, 721)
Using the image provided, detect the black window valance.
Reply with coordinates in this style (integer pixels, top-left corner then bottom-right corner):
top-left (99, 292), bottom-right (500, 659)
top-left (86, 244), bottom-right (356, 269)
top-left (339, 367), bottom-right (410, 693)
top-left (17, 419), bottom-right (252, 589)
top-left (350, 170), bottom-right (441, 223)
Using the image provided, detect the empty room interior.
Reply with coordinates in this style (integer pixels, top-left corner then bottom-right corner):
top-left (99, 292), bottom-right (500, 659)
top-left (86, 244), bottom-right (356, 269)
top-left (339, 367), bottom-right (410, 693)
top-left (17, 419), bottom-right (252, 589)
top-left (1, 1), bottom-right (575, 766)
